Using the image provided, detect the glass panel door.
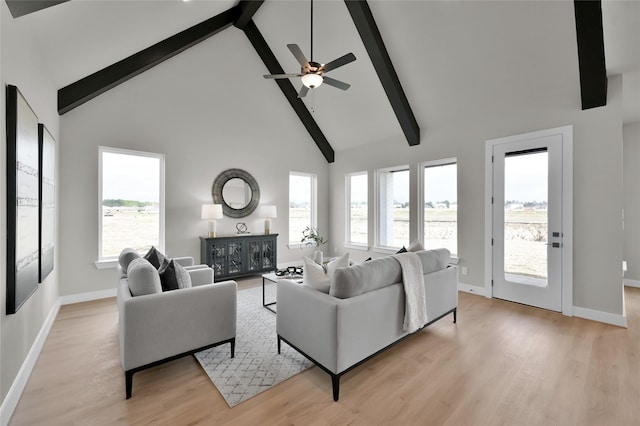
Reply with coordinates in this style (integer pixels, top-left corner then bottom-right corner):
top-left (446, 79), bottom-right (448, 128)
top-left (492, 134), bottom-right (563, 312)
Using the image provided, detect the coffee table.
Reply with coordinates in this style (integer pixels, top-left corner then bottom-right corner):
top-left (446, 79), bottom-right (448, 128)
top-left (262, 272), bottom-right (303, 313)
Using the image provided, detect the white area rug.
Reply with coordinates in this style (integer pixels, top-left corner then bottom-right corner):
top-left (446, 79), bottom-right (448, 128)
top-left (195, 284), bottom-right (313, 407)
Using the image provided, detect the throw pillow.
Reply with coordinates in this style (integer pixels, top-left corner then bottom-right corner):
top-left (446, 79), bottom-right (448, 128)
top-left (303, 252), bottom-right (350, 293)
top-left (408, 239), bottom-right (425, 252)
top-left (127, 258), bottom-right (162, 296)
top-left (159, 259), bottom-right (192, 292)
top-left (143, 246), bottom-right (166, 269)
top-left (396, 246), bottom-right (408, 254)
top-left (118, 248), bottom-right (140, 273)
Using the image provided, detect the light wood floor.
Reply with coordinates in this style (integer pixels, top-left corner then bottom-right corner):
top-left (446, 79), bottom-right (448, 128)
top-left (9, 280), bottom-right (640, 425)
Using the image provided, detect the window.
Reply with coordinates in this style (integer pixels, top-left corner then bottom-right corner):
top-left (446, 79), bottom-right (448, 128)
top-left (98, 147), bottom-right (164, 262)
top-left (420, 159), bottom-right (457, 255)
top-left (289, 172), bottom-right (317, 245)
top-left (346, 172), bottom-right (368, 246)
top-left (376, 166), bottom-right (410, 249)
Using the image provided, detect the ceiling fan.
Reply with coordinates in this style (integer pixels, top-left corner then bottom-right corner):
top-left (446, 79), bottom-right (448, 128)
top-left (263, 0), bottom-right (356, 98)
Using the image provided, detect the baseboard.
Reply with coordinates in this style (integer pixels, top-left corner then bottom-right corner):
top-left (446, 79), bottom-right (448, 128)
top-left (573, 306), bottom-right (627, 328)
top-left (60, 288), bottom-right (117, 305)
top-left (0, 300), bottom-right (60, 426)
top-left (624, 279), bottom-right (640, 288)
top-left (458, 283), bottom-right (487, 297)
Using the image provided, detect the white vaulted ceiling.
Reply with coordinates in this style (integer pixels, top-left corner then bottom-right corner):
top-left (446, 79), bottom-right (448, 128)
top-left (7, 0), bottom-right (640, 154)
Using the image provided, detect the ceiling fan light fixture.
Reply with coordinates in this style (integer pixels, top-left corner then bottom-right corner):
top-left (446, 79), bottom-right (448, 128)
top-left (301, 73), bottom-right (323, 89)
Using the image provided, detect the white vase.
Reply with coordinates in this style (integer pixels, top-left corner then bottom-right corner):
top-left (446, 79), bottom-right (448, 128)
top-left (314, 250), bottom-right (323, 265)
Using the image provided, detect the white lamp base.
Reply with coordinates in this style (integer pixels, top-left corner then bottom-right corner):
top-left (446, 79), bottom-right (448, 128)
top-left (264, 218), bottom-right (271, 235)
top-left (208, 220), bottom-right (217, 238)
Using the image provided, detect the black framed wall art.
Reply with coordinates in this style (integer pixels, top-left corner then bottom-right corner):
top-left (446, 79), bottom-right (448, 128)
top-left (39, 123), bottom-right (55, 283)
top-left (6, 84), bottom-right (40, 314)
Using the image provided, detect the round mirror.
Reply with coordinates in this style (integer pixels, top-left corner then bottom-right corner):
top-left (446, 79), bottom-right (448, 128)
top-left (212, 169), bottom-right (260, 218)
top-left (222, 178), bottom-right (251, 210)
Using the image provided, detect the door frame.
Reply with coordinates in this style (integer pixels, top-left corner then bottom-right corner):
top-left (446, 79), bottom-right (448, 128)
top-left (484, 125), bottom-right (573, 316)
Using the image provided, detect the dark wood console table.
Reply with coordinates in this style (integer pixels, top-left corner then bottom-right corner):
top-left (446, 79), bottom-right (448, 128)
top-left (200, 234), bottom-right (278, 281)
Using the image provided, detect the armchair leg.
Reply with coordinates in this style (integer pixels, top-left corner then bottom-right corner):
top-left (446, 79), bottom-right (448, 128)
top-left (453, 308), bottom-right (457, 323)
top-left (125, 371), bottom-right (134, 399)
top-left (277, 335), bottom-right (281, 354)
top-left (332, 375), bottom-right (340, 401)
top-left (230, 338), bottom-right (235, 358)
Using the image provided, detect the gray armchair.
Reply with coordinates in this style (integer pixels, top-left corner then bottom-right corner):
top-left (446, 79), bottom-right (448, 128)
top-left (117, 253), bottom-right (236, 399)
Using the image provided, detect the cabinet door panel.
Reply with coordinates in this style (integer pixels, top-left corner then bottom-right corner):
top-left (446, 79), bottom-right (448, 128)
top-left (248, 241), bottom-right (261, 272)
top-left (228, 241), bottom-right (243, 275)
top-left (262, 240), bottom-right (274, 269)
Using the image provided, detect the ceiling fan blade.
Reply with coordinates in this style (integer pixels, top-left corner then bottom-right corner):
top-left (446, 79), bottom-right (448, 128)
top-left (287, 44), bottom-right (310, 67)
top-left (322, 53), bottom-right (356, 73)
top-left (322, 76), bottom-right (351, 91)
top-left (263, 74), bottom-right (303, 79)
top-left (298, 85), bottom-right (310, 98)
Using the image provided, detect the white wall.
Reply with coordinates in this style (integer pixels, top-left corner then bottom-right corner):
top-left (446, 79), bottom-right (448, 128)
top-left (0, 1), bottom-right (60, 407)
top-left (329, 75), bottom-right (624, 318)
top-left (59, 27), bottom-right (330, 297)
top-left (624, 122), bottom-right (640, 282)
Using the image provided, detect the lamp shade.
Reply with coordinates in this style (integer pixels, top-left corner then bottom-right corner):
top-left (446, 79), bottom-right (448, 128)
top-left (301, 73), bottom-right (323, 89)
top-left (259, 205), bottom-right (277, 218)
top-left (201, 204), bottom-right (223, 220)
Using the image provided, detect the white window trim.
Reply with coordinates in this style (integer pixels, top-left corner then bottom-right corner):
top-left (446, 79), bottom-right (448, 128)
top-left (345, 171), bottom-right (369, 249)
top-left (417, 158), bottom-right (458, 256)
top-left (96, 146), bottom-right (165, 268)
top-left (288, 171), bottom-right (317, 246)
top-left (374, 165), bottom-right (409, 251)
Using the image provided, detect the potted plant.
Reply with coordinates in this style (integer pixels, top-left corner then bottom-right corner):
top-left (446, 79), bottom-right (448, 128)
top-left (301, 226), bottom-right (327, 264)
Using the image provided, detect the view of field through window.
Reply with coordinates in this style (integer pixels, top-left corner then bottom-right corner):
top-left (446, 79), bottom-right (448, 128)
top-left (348, 173), bottom-right (367, 244)
top-left (101, 150), bottom-right (161, 259)
top-left (378, 168), bottom-right (410, 248)
top-left (423, 162), bottom-right (457, 255)
top-left (289, 173), bottom-right (314, 244)
top-left (504, 151), bottom-right (548, 280)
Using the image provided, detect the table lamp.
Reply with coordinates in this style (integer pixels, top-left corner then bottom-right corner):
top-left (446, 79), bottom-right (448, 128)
top-left (259, 205), bottom-right (277, 235)
top-left (201, 204), bottom-right (223, 237)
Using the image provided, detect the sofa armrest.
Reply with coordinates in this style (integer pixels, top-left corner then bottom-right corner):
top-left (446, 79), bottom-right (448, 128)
top-left (276, 280), bottom-right (339, 373)
top-left (119, 280), bottom-right (237, 371)
top-left (187, 267), bottom-right (214, 287)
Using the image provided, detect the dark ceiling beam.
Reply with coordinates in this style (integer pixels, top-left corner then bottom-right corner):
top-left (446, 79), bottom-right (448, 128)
top-left (58, 6), bottom-right (240, 115)
top-left (5, 0), bottom-right (69, 18)
top-left (344, 0), bottom-right (420, 146)
top-left (234, 0), bottom-right (264, 30)
top-left (241, 20), bottom-right (335, 163)
top-left (574, 0), bottom-right (607, 110)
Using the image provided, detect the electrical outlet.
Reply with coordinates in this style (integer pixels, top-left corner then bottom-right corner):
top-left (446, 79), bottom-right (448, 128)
top-left (461, 266), bottom-right (468, 276)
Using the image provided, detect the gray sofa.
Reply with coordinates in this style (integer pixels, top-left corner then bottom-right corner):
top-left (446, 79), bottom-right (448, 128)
top-left (117, 252), bottom-right (237, 399)
top-left (276, 249), bottom-right (457, 400)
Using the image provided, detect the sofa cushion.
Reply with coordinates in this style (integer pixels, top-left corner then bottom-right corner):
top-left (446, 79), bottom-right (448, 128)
top-left (118, 248), bottom-right (140, 273)
top-left (418, 248), bottom-right (451, 274)
top-left (303, 252), bottom-right (349, 293)
top-left (329, 248), bottom-right (451, 299)
top-left (330, 255), bottom-right (402, 299)
top-left (127, 258), bottom-right (162, 296)
top-left (159, 259), bottom-right (192, 291)
top-left (143, 246), bottom-right (166, 269)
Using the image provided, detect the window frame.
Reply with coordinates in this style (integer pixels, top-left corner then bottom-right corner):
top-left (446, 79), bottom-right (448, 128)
top-left (288, 171), bottom-right (317, 248)
top-left (374, 165), bottom-right (410, 253)
top-left (96, 146), bottom-right (165, 268)
top-left (418, 157), bottom-right (458, 258)
top-left (345, 171), bottom-right (369, 250)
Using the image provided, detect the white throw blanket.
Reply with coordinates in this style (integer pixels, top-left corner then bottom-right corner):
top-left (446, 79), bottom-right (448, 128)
top-left (393, 252), bottom-right (427, 333)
